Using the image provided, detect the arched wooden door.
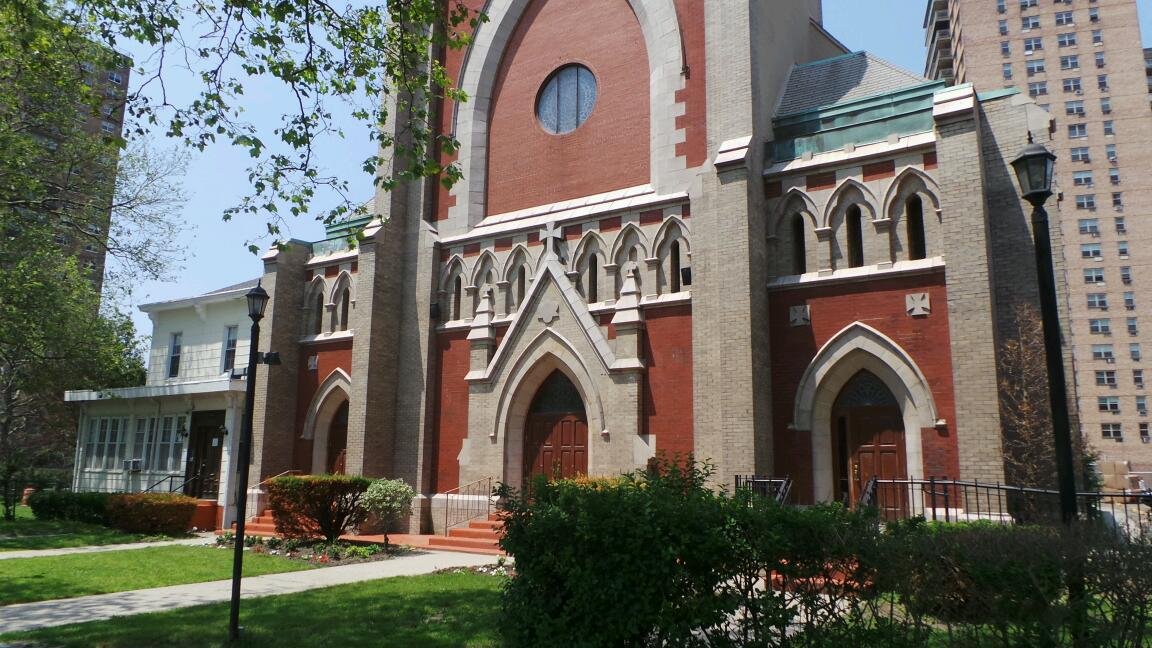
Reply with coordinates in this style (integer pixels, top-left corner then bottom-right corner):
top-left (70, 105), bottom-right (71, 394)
top-left (832, 371), bottom-right (907, 518)
top-left (326, 401), bottom-right (348, 474)
top-left (523, 371), bottom-right (588, 484)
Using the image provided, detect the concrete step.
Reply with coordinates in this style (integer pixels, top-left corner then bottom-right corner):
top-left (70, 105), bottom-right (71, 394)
top-left (448, 527), bottom-right (501, 540)
top-left (467, 519), bottom-right (503, 530)
top-left (427, 535), bottom-right (501, 552)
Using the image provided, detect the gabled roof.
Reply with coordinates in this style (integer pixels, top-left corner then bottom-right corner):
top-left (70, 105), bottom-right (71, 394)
top-left (139, 278), bottom-right (260, 313)
top-left (776, 51), bottom-right (927, 118)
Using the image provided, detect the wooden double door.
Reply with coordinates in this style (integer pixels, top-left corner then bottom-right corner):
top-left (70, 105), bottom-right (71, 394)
top-left (524, 413), bottom-right (588, 483)
top-left (835, 405), bottom-right (908, 518)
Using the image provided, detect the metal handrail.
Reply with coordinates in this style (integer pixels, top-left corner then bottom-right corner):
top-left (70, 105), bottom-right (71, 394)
top-left (443, 476), bottom-right (494, 535)
top-left (144, 467), bottom-right (205, 495)
top-left (258, 469), bottom-right (302, 487)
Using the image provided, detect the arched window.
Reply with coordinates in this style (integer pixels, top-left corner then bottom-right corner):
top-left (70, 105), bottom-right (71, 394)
top-left (906, 195), bottom-right (926, 261)
top-left (337, 287), bottom-right (351, 331)
top-left (587, 254), bottom-right (599, 303)
top-left (791, 213), bottom-right (807, 275)
top-left (516, 265), bottom-right (527, 308)
top-left (846, 205), bottom-right (864, 268)
top-left (452, 276), bottom-right (463, 321)
top-left (311, 292), bottom-right (325, 335)
top-left (670, 240), bottom-right (682, 292)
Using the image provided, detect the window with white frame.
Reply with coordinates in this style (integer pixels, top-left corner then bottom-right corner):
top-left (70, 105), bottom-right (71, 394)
top-left (133, 416), bottom-right (186, 472)
top-left (1135, 369), bottom-right (1145, 387)
top-left (1003, 63), bottom-right (1013, 80)
top-left (1101, 97), bottom-right (1112, 114)
top-left (1101, 423), bottom-right (1122, 440)
top-left (1096, 370), bottom-right (1117, 386)
top-left (1021, 15), bottom-right (1040, 29)
top-left (1084, 268), bottom-right (1105, 283)
top-left (999, 19), bottom-right (1008, 35)
top-left (1088, 293), bottom-right (1109, 309)
top-left (1095, 51), bottom-right (1106, 68)
top-left (223, 325), bottom-right (239, 372)
top-left (1071, 146), bottom-right (1091, 162)
top-left (1092, 29), bottom-right (1103, 45)
top-left (1093, 343), bottom-right (1115, 360)
top-left (1138, 396), bottom-right (1148, 413)
top-left (1057, 32), bottom-right (1076, 47)
top-left (1055, 10), bottom-right (1073, 25)
top-left (82, 417), bottom-right (129, 470)
top-left (1059, 55), bottom-right (1079, 70)
top-left (1131, 343), bottom-right (1142, 361)
top-left (1075, 193), bottom-right (1095, 209)
top-left (1065, 100), bottom-right (1085, 116)
top-left (1001, 41), bottom-right (1012, 56)
top-left (1073, 171), bottom-right (1093, 186)
top-left (1118, 241), bottom-right (1129, 257)
top-left (1089, 7), bottom-right (1099, 22)
top-left (1124, 291), bottom-right (1135, 310)
top-left (1121, 266), bottom-right (1132, 284)
top-left (1089, 318), bottom-right (1111, 334)
top-left (1025, 36), bottom-right (1044, 52)
top-left (167, 332), bottom-right (182, 378)
top-left (1108, 168), bottom-right (1119, 185)
top-left (1128, 317), bottom-right (1138, 336)
top-left (107, 71), bottom-right (123, 84)
top-left (1063, 77), bottom-right (1082, 93)
top-left (1028, 81), bottom-right (1048, 96)
top-left (1103, 120), bottom-right (1114, 136)
top-left (1019, 0), bottom-right (1037, 7)
top-left (1115, 217), bottom-right (1127, 234)
top-left (1081, 243), bottom-right (1102, 258)
top-left (1099, 396), bottom-right (1121, 412)
top-left (1140, 423), bottom-right (1150, 441)
top-left (1105, 144), bottom-right (1117, 161)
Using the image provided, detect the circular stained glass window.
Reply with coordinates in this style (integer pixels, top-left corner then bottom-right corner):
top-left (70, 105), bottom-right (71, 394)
top-left (536, 64), bottom-right (598, 135)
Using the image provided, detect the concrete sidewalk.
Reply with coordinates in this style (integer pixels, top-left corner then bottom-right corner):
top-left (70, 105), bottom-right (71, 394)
top-left (0, 534), bottom-right (216, 560)
top-left (0, 549), bottom-right (496, 634)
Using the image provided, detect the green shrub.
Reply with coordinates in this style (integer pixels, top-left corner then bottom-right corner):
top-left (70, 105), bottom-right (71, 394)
top-left (27, 490), bottom-right (111, 524)
top-left (265, 474), bottom-right (372, 542)
top-left (362, 478), bottom-right (415, 533)
top-left (104, 493), bottom-right (197, 535)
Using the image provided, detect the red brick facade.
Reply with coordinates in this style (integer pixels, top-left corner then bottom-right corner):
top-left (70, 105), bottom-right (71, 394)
top-left (768, 272), bottom-right (959, 503)
top-left (643, 304), bottom-right (694, 457)
top-left (292, 340), bottom-right (354, 470)
top-left (432, 330), bottom-right (472, 492)
top-left (485, 0), bottom-right (650, 215)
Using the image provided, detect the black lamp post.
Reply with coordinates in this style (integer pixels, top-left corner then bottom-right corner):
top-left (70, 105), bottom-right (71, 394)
top-left (1010, 140), bottom-right (1078, 525)
top-left (229, 281), bottom-right (270, 641)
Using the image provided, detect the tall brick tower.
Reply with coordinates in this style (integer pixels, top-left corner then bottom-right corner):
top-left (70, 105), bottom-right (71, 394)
top-left (926, 0), bottom-right (1152, 468)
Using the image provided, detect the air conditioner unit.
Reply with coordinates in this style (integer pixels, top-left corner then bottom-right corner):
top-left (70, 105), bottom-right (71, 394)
top-left (1141, 436), bottom-right (1151, 444)
top-left (1123, 278), bottom-right (1132, 285)
top-left (123, 458), bottom-right (142, 472)
top-left (1106, 356), bottom-right (1116, 363)
top-left (1127, 305), bottom-right (1136, 311)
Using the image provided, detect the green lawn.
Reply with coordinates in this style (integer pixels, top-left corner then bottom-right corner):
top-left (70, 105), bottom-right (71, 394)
top-left (0, 545), bottom-right (316, 605)
top-left (1, 571), bottom-right (504, 648)
top-left (0, 506), bottom-right (160, 551)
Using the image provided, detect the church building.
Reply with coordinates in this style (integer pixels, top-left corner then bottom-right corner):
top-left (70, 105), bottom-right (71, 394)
top-left (70, 1), bottom-right (1064, 532)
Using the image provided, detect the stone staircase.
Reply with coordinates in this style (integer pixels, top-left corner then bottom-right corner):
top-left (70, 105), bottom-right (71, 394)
top-left (426, 515), bottom-right (504, 555)
top-left (239, 509), bottom-right (279, 537)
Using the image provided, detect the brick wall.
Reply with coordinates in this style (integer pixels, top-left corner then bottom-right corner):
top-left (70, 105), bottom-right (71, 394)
top-left (291, 340), bottom-right (354, 470)
top-left (485, 0), bottom-right (649, 215)
top-left (768, 272), bottom-right (959, 503)
top-left (642, 304), bottom-right (694, 457)
top-left (431, 330), bottom-right (471, 492)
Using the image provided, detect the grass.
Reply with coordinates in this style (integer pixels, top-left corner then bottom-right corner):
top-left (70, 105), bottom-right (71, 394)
top-left (1, 570), bottom-right (504, 648)
top-left (0, 545), bottom-right (316, 605)
top-left (0, 506), bottom-right (162, 551)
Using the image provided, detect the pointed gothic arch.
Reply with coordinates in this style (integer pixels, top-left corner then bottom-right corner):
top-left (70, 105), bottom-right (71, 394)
top-left (883, 167), bottom-right (942, 261)
top-left (653, 217), bottom-right (690, 294)
top-left (610, 223), bottom-right (649, 297)
top-left (571, 231), bottom-right (608, 303)
top-left (502, 245), bottom-right (533, 315)
top-left (329, 271), bottom-right (354, 332)
top-left (770, 190), bottom-right (820, 276)
top-left (791, 322), bottom-right (938, 502)
top-left (439, 256), bottom-right (468, 321)
top-left (825, 180), bottom-right (879, 270)
top-left (301, 368), bottom-right (353, 474)
top-left (304, 275), bottom-right (328, 336)
top-left (769, 187), bottom-right (821, 231)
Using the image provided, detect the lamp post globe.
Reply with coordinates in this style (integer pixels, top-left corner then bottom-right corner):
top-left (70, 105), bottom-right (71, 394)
top-left (1011, 141), bottom-right (1057, 206)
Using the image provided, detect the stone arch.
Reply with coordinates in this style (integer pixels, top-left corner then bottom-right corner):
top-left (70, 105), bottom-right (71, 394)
top-left (328, 271), bottom-right (354, 332)
top-left (825, 180), bottom-right (879, 270)
top-left (502, 245), bottom-right (533, 315)
top-left (439, 256), bottom-right (469, 321)
top-left (303, 275), bottom-right (328, 336)
top-left (450, 0), bottom-right (686, 225)
top-left (571, 231), bottom-right (608, 303)
top-left (469, 250), bottom-right (500, 290)
top-left (493, 333), bottom-right (606, 488)
top-left (653, 217), bottom-right (690, 294)
top-left (769, 189), bottom-right (821, 276)
top-left (792, 322), bottom-right (938, 502)
top-left (438, 254), bottom-right (468, 293)
top-left (610, 223), bottom-right (649, 297)
top-left (301, 368), bottom-right (352, 474)
top-left (883, 167), bottom-right (942, 261)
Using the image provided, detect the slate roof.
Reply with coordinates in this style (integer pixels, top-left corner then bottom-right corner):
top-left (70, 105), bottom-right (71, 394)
top-left (199, 278), bottom-right (260, 297)
top-left (776, 51), bottom-right (928, 118)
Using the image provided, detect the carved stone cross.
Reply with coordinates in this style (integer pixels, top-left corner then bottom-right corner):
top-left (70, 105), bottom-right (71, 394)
top-left (541, 221), bottom-right (564, 260)
top-left (538, 300), bottom-right (560, 326)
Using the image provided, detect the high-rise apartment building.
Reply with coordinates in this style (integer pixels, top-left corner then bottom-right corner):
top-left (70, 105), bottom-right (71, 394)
top-left (926, 0), bottom-right (1152, 465)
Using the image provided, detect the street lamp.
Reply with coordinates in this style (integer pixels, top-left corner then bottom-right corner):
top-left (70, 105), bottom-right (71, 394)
top-left (1010, 139), bottom-right (1078, 525)
top-left (229, 281), bottom-right (270, 641)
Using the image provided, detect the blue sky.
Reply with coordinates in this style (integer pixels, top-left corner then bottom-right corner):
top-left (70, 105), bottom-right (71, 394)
top-left (117, 1), bottom-right (1152, 340)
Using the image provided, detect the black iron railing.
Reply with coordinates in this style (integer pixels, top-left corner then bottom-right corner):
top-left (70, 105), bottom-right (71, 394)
top-left (734, 475), bottom-right (792, 505)
top-left (444, 476), bottom-right (494, 534)
top-left (859, 477), bottom-right (1152, 539)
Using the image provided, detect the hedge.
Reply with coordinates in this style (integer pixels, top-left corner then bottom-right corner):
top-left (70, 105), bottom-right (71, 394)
top-left (498, 458), bottom-right (1152, 648)
top-left (104, 493), bottom-right (198, 535)
top-left (265, 474), bottom-right (372, 542)
top-left (27, 491), bottom-right (111, 525)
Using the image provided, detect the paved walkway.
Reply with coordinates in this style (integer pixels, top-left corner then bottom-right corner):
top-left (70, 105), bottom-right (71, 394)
top-left (0, 549), bottom-right (496, 634)
top-left (0, 534), bottom-right (216, 560)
